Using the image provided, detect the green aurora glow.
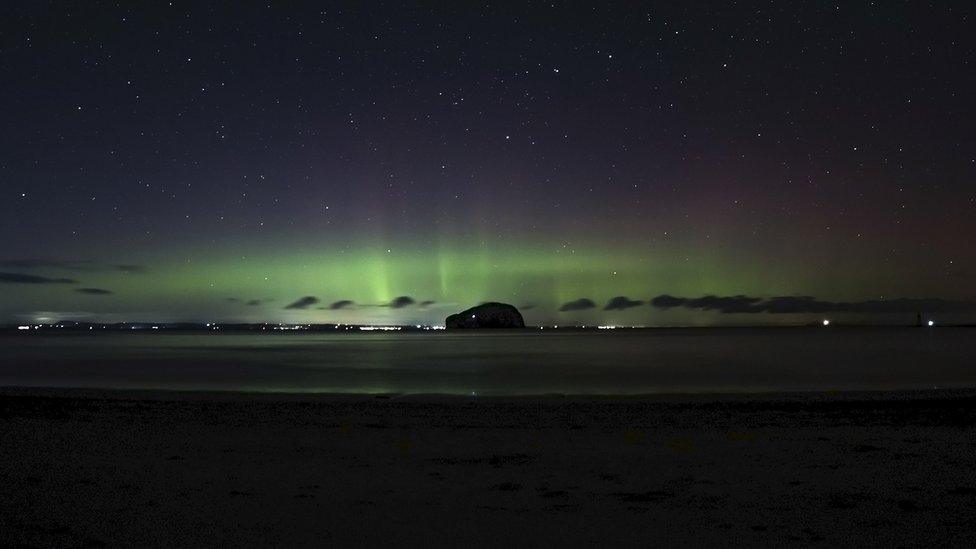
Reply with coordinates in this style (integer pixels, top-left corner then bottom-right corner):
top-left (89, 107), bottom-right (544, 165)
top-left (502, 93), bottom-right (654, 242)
top-left (3, 234), bottom-right (959, 325)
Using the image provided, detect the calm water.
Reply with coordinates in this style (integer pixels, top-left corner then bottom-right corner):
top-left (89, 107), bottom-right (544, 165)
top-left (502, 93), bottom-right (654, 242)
top-left (1, 328), bottom-right (974, 395)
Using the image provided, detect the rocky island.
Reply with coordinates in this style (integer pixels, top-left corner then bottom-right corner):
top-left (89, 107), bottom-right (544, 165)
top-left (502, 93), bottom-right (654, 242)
top-left (445, 302), bottom-right (525, 329)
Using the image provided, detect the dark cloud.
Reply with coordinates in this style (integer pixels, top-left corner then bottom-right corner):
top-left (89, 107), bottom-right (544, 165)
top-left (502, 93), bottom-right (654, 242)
top-left (651, 294), bottom-right (976, 314)
top-left (389, 296), bottom-right (416, 309)
top-left (559, 298), bottom-right (596, 312)
top-left (519, 303), bottom-right (537, 311)
top-left (76, 288), bottom-right (113, 295)
top-left (765, 296), bottom-right (976, 315)
top-left (651, 294), bottom-right (764, 313)
top-left (650, 295), bottom-right (686, 309)
top-left (0, 259), bottom-right (89, 270)
top-left (419, 300), bottom-right (436, 308)
top-left (0, 272), bottom-right (77, 284)
top-left (0, 259), bottom-right (146, 273)
top-left (603, 296), bottom-right (644, 310)
top-left (329, 300), bottom-right (355, 310)
top-left (758, 296), bottom-right (836, 314)
top-left (227, 298), bottom-right (268, 306)
top-left (284, 296), bottom-right (319, 310)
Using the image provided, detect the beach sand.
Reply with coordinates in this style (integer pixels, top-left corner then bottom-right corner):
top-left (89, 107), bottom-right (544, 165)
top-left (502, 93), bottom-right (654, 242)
top-left (2, 388), bottom-right (975, 547)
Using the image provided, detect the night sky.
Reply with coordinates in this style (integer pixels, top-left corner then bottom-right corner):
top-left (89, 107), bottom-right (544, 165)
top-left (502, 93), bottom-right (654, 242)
top-left (2, 2), bottom-right (974, 325)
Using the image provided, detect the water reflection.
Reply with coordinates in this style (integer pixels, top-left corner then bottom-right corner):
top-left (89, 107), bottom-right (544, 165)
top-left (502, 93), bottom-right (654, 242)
top-left (0, 328), bottom-right (972, 395)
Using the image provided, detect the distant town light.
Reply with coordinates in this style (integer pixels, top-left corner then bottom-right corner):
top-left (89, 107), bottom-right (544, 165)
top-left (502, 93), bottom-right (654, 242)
top-left (17, 325), bottom-right (30, 330)
top-left (822, 319), bottom-right (830, 327)
top-left (927, 320), bottom-right (935, 327)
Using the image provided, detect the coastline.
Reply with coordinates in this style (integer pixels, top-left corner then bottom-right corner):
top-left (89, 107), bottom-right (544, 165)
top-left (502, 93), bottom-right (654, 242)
top-left (3, 384), bottom-right (976, 402)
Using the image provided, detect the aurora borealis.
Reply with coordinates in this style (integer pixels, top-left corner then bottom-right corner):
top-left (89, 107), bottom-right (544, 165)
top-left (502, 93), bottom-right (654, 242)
top-left (2, 2), bottom-right (975, 326)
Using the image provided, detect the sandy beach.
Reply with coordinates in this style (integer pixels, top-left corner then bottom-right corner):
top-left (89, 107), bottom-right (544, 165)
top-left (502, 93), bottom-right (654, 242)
top-left (2, 388), bottom-right (976, 547)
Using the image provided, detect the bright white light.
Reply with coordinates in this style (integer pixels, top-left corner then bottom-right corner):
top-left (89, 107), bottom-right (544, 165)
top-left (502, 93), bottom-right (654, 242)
top-left (273, 325), bottom-right (309, 331)
top-left (928, 320), bottom-right (935, 327)
top-left (17, 325), bottom-right (30, 330)
top-left (822, 319), bottom-right (830, 326)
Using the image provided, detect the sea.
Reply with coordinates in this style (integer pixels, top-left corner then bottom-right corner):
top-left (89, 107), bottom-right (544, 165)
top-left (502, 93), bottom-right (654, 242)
top-left (1, 327), bottom-right (974, 395)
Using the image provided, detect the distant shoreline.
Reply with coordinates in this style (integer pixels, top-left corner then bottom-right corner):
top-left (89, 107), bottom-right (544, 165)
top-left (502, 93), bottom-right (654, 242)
top-left (3, 323), bottom-right (975, 334)
top-left (4, 385), bottom-right (976, 402)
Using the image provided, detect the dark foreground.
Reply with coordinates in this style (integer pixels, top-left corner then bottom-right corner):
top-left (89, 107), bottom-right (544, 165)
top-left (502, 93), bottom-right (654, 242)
top-left (2, 388), bottom-right (976, 547)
